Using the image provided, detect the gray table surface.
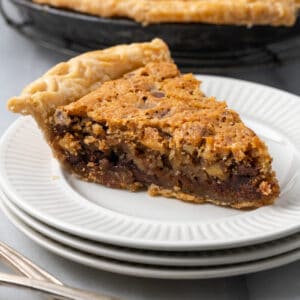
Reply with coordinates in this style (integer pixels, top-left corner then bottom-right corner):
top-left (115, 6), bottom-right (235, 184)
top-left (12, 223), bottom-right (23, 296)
top-left (1, 9), bottom-right (300, 300)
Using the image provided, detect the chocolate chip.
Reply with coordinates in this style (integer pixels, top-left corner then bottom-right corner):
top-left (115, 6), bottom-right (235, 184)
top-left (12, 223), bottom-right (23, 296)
top-left (154, 109), bottom-right (170, 118)
top-left (141, 71), bottom-right (149, 76)
top-left (55, 110), bottom-right (63, 121)
top-left (151, 91), bottom-right (165, 98)
top-left (54, 109), bottom-right (71, 126)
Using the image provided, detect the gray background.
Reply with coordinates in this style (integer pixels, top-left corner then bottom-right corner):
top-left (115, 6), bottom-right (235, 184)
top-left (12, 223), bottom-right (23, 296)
top-left (1, 5), bottom-right (300, 300)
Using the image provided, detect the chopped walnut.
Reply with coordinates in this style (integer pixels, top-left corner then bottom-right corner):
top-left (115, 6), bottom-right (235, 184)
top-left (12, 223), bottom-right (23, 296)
top-left (259, 181), bottom-right (272, 196)
top-left (58, 133), bottom-right (81, 155)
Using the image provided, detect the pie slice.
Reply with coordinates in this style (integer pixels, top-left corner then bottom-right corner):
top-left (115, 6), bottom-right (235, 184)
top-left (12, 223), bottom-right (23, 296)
top-left (7, 40), bottom-right (279, 209)
top-left (33, 0), bottom-right (297, 26)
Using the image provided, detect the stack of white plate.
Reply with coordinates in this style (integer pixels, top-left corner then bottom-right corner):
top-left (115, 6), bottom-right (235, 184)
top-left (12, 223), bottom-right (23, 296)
top-left (1, 76), bottom-right (300, 279)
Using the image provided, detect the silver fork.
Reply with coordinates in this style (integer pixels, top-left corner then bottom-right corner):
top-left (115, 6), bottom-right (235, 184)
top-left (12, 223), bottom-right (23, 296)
top-left (0, 242), bottom-right (62, 284)
top-left (0, 273), bottom-right (115, 300)
top-left (0, 242), bottom-right (117, 300)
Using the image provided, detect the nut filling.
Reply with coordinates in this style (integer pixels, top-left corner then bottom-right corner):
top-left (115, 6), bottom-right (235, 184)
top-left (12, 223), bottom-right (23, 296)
top-left (51, 114), bottom-right (278, 208)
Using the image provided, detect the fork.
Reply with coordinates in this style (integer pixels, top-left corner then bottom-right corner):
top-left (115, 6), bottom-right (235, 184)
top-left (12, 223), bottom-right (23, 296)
top-left (0, 241), bottom-right (117, 299)
top-left (0, 273), bottom-right (115, 300)
top-left (0, 242), bottom-right (62, 284)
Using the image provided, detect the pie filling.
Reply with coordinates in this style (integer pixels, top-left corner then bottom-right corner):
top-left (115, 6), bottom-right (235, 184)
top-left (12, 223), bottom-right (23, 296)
top-left (51, 114), bottom-right (278, 207)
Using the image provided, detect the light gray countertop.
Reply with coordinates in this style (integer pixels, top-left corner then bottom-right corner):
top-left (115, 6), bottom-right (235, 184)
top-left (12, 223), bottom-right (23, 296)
top-left (1, 9), bottom-right (300, 300)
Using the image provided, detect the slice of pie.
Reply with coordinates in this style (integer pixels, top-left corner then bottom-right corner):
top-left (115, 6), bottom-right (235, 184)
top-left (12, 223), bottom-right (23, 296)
top-left (33, 0), bottom-right (297, 26)
top-left (49, 62), bottom-right (279, 209)
top-left (7, 41), bottom-right (279, 209)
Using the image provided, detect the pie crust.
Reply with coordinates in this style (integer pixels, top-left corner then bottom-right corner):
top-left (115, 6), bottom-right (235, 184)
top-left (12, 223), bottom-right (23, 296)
top-left (33, 0), bottom-right (297, 26)
top-left (7, 38), bottom-right (172, 141)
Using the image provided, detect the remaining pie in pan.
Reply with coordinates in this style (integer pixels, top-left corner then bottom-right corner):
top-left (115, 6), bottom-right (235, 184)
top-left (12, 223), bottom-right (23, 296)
top-left (7, 39), bottom-right (279, 209)
top-left (32, 0), bottom-right (298, 26)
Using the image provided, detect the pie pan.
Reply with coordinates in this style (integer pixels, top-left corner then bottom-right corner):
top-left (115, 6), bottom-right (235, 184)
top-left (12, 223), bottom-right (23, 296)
top-left (2, 0), bottom-right (300, 71)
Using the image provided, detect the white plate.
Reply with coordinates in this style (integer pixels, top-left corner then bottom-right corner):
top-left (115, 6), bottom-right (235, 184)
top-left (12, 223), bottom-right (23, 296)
top-left (1, 75), bottom-right (300, 251)
top-left (3, 190), bottom-right (300, 267)
top-left (2, 195), bottom-right (300, 279)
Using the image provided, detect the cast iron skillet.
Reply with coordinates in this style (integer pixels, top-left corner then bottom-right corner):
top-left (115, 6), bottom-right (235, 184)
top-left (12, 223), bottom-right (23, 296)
top-left (2, 0), bottom-right (300, 72)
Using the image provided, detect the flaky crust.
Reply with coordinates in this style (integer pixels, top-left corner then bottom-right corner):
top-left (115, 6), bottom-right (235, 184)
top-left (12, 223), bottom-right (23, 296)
top-left (7, 39), bottom-right (171, 142)
top-left (8, 39), bottom-right (171, 117)
top-left (33, 0), bottom-right (297, 26)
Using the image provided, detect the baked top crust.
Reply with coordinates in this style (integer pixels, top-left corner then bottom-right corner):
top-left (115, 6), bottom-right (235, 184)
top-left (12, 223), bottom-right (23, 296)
top-left (33, 0), bottom-right (297, 26)
top-left (59, 62), bottom-right (270, 165)
top-left (51, 62), bottom-right (279, 208)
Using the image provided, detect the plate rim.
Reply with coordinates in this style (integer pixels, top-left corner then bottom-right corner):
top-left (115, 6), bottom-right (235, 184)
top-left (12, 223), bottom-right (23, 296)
top-left (1, 75), bottom-right (300, 251)
top-left (2, 194), bottom-right (300, 279)
top-left (3, 189), bottom-right (300, 267)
